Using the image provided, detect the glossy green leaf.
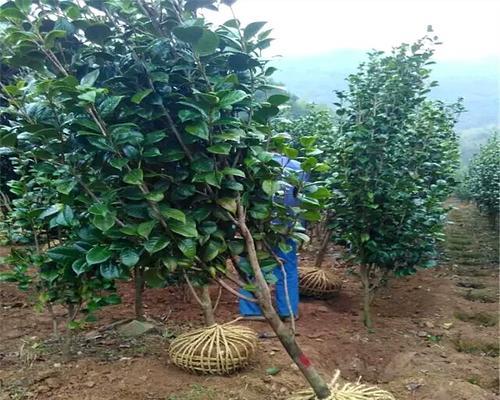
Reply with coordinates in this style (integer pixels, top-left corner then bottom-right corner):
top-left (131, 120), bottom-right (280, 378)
top-left (138, 220), bottom-right (157, 239)
top-left (120, 249), bottom-right (140, 267)
top-left (86, 246), bottom-right (113, 265)
top-left (131, 89), bottom-right (153, 104)
top-left (123, 169), bottom-right (144, 185)
top-left (169, 219), bottom-right (198, 238)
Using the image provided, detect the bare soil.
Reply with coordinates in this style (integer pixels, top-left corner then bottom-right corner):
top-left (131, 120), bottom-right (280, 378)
top-left (0, 200), bottom-right (498, 400)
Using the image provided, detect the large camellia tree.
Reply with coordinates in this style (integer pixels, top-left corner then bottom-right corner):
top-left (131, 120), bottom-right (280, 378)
top-left (0, 0), bottom-right (331, 396)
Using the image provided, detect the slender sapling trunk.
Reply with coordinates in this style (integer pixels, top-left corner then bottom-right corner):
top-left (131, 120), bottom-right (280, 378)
top-left (314, 229), bottom-right (331, 269)
top-left (237, 205), bottom-right (331, 399)
top-left (200, 285), bottom-right (216, 326)
top-left (134, 265), bottom-right (145, 320)
top-left (359, 264), bottom-right (373, 329)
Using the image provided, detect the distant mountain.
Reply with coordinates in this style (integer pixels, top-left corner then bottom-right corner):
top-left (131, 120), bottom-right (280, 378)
top-left (271, 50), bottom-right (499, 162)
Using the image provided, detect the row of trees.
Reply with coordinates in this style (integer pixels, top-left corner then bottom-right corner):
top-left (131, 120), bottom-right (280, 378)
top-left (463, 131), bottom-right (499, 225)
top-left (277, 32), bottom-right (463, 329)
top-left (0, 1), bottom-right (462, 398)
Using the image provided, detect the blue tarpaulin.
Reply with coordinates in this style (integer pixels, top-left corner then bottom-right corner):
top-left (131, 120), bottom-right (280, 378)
top-left (238, 155), bottom-right (305, 318)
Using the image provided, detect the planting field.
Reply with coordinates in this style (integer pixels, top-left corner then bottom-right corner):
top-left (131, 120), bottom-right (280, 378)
top-left (0, 200), bottom-right (498, 400)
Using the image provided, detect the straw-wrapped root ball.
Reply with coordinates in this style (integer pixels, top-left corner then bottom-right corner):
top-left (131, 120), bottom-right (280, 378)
top-left (289, 370), bottom-right (395, 400)
top-left (168, 323), bottom-right (257, 375)
top-left (299, 267), bottom-right (343, 299)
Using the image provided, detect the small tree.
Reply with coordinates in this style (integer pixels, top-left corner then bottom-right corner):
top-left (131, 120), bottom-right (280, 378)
top-left (467, 130), bottom-right (500, 225)
top-left (330, 33), bottom-right (462, 328)
top-left (272, 105), bottom-right (338, 266)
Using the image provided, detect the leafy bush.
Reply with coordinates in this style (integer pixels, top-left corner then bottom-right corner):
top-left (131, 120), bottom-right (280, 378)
top-left (466, 130), bottom-right (499, 224)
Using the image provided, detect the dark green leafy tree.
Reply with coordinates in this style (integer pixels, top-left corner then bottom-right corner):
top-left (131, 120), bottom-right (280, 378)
top-left (273, 105), bottom-right (338, 266)
top-left (330, 33), bottom-right (463, 328)
top-left (466, 130), bottom-right (499, 225)
top-left (0, 0), bottom-right (331, 395)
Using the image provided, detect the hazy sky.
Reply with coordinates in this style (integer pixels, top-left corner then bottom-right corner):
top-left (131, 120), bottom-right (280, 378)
top-left (204, 0), bottom-right (500, 61)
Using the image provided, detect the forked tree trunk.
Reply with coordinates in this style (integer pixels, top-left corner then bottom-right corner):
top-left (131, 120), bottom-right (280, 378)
top-left (314, 229), bottom-right (331, 269)
top-left (237, 206), bottom-right (331, 399)
top-left (134, 266), bottom-right (145, 320)
top-left (200, 285), bottom-right (216, 326)
top-left (359, 264), bottom-right (373, 329)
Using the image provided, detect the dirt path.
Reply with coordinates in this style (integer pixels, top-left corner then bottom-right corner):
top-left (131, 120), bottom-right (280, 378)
top-left (0, 200), bottom-right (498, 400)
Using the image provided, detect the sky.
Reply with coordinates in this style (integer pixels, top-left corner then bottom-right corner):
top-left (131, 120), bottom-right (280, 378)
top-left (204, 0), bottom-right (500, 61)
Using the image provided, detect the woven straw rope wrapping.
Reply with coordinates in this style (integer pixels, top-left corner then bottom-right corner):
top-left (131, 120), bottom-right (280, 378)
top-left (168, 323), bottom-right (257, 375)
top-left (299, 267), bottom-right (343, 298)
top-left (289, 370), bottom-right (395, 400)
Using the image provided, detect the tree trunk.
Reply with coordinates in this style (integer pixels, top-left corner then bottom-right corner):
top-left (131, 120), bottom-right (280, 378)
top-left (134, 266), bottom-right (145, 320)
top-left (47, 303), bottom-right (59, 338)
top-left (314, 229), bottom-right (331, 268)
top-left (359, 264), bottom-right (373, 329)
top-left (200, 285), bottom-right (216, 326)
top-left (62, 303), bottom-right (74, 361)
top-left (237, 207), bottom-right (331, 399)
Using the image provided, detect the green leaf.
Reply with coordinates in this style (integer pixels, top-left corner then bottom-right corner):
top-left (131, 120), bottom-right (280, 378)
top-left (71, 259), bottom-right (88, 276)
top-left (178, 238), bottom-right (196, 259)
top-left (144, 237), bottom-right (170, 254)
top-left (207, 143), bottom-right (231, 155)
top-left (109, 158), bottom-right (128, 170)
top-left (47, 246), bottom-right (81, 263)
top-left (169, 219), bottom-right (198, 238)
top-left (202, 241), bottom-right (221, 262)
top-left (145, 191), bottom-right (164, 202)
top-left (160, 207), bottom-right (186, 223)
top-left (78, 90), bottom-right (97, 103)
top-left (45, 30), bottom-right (67, 48)
top-left (98, 95), bottom-right (123, 117)
top-left (100, 263), bottom-right (121, 279)
top-left (172, 25), bottom-right (204, 44)
top-left (244, 21), bottom-right (267, 39)
top-left (56, 180), bottom-right (76, 195)
top-left (138, 220), bottom-right (157, 239)
top-left (131, 89), bottom-right (153, 104)
top-left (360, 233), bottom-right (370, 243)
top-left (262, 180), bottom-right (279, 196)
top-left (222, 168), bottom-right (245, 178)
top-left (86, 246), bottom-right (113, 265)
top-left (39, 204), bottom-right (63, 219)
top-left (92, 213), bottom-right (116, 232)
top-left (85, 23), bottom-right (112, 44)
top-left (193, 29), bottom-right (219, 56)
top-left (123, 169), bottom-right (144, 185)
top-left (120, 249), bottom-right (140, 267)
top-left (80, 69), bottom-right (100, 86)
top-left (267, 94), bottom-right (289, 106)
top-left (185, 121), bottom-right (209, 140)
top-left (219, 90), bottom-right (248, 108)
top-left (217, 197), bottom-right (237, 214)
top-left (53, 205), bottom-right (74, 227)
top-left (15, 0), bottom-right (31, 12)
top-left (144, 130), bottom-right (166, 145)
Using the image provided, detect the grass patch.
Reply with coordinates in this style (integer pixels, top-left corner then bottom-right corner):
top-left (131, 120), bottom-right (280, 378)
top-left (457, 259), bottom-right (484, 266)
top-left (167, 384), bottom-right (218, 400)
top-left (453, 267), bottom-right (491, 277)
top-left (452, 336), bottom-right (499, 357)
top-left (454, 310), bottom-right (498, 327)
top-left (456, 281), bottom-right (486, 289)
top-left (461, 289), bottom-right (497, 303)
